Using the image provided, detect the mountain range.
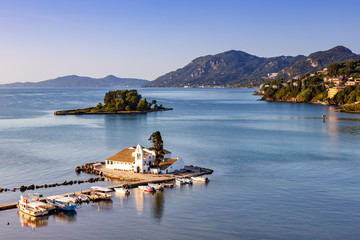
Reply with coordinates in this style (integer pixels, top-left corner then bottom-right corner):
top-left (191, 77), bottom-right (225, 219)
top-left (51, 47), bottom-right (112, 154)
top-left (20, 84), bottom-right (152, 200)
top-left (1, 46), bottom-right (359, 88)
top-left (146, 46), bottom-right (360, 88)
top-left (0, 75), bottom-right (148, 88)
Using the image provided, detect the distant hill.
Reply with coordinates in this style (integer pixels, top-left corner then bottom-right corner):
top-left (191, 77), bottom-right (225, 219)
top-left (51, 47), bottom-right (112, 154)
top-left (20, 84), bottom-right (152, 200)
top-left (146, 46), bottom-right (360, 88)
top-left (0, 75), bottom-right (148, 88)
top-left (276, 46), bottom-right (360, 80)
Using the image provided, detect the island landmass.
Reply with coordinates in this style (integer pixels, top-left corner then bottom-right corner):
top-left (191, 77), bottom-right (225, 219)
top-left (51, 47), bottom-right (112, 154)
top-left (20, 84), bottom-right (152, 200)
top-left (55, 89), bottom-right (172, 115)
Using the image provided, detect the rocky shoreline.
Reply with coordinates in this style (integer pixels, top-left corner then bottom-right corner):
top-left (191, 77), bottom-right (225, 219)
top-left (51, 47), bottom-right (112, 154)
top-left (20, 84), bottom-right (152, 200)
top-left (253, 92), bottom-right (360, 113)
top-left (54, 107), bottom-right (173, 115)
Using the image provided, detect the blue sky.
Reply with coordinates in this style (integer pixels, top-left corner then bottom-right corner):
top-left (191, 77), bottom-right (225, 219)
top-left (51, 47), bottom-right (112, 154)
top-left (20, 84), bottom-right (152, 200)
top-left (0, 0), bottom-right (359, 83)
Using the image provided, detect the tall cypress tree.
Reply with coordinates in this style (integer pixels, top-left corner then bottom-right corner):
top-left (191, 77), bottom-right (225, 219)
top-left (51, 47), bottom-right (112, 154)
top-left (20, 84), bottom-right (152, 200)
top-left (148, 131), bottom-right (165, 165)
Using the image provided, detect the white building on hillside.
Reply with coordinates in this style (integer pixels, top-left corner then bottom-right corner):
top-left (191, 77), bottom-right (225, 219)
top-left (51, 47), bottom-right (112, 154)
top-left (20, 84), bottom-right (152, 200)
top-left (105, 144), bottom-right (184, 174)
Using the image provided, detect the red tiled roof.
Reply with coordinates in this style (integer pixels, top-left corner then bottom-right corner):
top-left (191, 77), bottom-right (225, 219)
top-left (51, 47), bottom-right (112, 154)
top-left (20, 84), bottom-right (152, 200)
top-left (158, 158), bottom-right (178, 170)
top-left (106, 148), bottom-right (135, 163)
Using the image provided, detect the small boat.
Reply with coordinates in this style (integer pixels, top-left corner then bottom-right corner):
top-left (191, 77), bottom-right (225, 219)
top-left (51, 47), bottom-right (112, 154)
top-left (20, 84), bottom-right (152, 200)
top-left (148, 183), bottom-right (164, 191)
top-left (191, 176), bottom-right (209, 182)
top-left (114, 187), bottom-right (130, 195)
top-left (183, 178), bottom-right (193, 184)
top-left (46, 195), bottom-right (77, 211)
top-left (138, 185), bottom-right (155, 192)
top-left (77, 195), bottom-right (90, 203)
top-left (177, 178), bottom-right (192, 184)
top-left (90, 186), bottom-right (113, 199)
top-left (17, 195), bottom-right (49, 217)
top-left (175, 178), bottom-right (185, 185)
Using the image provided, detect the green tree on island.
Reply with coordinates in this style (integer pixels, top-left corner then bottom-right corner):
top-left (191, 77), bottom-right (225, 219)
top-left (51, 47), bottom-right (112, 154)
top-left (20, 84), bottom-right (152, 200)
top-left (99, 89), bottom-right (151, 112)
top-left (148, 131), bottom-right (165, 166)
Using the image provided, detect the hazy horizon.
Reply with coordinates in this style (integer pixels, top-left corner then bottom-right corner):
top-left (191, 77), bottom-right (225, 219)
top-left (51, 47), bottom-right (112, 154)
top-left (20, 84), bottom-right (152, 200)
top-left (1, 0), bottom-right (359, 84)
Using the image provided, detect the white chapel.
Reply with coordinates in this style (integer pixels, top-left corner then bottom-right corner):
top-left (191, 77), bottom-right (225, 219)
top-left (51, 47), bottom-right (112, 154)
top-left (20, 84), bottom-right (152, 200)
top-left (105, 144), bottom-right (184, 174)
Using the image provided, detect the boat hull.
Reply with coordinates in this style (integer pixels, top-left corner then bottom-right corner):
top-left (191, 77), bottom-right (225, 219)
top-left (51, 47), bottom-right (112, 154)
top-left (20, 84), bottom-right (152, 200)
top-left (191, 176), bottom-right (209, 182)
top-left (46, 199), bottom-right (77, 211)
top-left (114, 188), bottom-right (130, 195)
top-left (17, 202), bottom-right (48, 217)
top-left (138, 186), bottom-right (155, 192)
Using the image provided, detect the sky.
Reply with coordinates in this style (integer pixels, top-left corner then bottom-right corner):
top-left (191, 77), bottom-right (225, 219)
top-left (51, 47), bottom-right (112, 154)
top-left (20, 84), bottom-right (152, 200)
top-left (0, 0), bottom-right (360, 84)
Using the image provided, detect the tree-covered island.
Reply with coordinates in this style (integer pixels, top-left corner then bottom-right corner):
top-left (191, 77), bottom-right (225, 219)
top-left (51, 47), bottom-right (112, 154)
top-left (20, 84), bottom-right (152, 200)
top-left (54, 89), bottom-right (172, 115)
top-left (256, 59), bottom-right (360, 113)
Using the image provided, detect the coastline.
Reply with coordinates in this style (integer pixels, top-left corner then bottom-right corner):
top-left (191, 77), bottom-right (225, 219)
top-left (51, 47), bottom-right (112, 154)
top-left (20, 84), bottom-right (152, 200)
top-left (255, 93), bottom-right (360, 113)
top-left (54, 107), bottom-right (173, 115)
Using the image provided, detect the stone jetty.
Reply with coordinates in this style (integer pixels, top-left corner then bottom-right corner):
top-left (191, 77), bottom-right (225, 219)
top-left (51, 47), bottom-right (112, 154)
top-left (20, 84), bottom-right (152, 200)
top-left (0, 164), bottom-right (213, 211)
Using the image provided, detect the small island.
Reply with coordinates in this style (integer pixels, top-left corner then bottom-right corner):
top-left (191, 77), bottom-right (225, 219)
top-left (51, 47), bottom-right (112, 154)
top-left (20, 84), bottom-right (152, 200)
top-left (255, 59), bottom-right (360, 113)
top-left (54, 89), bottom-right (172, 115)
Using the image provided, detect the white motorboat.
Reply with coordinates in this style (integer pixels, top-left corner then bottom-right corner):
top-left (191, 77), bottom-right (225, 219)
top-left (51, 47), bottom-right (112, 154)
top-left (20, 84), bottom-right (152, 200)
top-left (191, 176), bottom-right (209, 182)
top-left (114, 187), bottom-right (130, 195)
top-left (17, 195), bottom-right (49, 217)
top-left (77, 195), bottom-right (90, 203)
top-left (177, 178), bottom-right (192, 184)
top-left (183, 178), bottom-right (193, 184)
top-left (90, 186), bottom-right (113, 199)
top-left (175, 178), bottom-right (185, 185)
top-left (138, 185), bottom-right (155, 192)
top-left (148, 183), bottom-right (164, 191)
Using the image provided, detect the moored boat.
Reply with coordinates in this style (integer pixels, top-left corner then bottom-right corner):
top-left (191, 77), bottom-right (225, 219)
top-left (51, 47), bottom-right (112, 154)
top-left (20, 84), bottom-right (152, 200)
top-left (114, 187), bottom-right (130, 195)
top-left (175, 178), bottom-right (185, 185)
top-left (191, 176), bottom-right (209, 182)
top-left (17, 195), bottom-right (49, 217)
top-left (183, 178), bottom-right (193, 184)
top-left (90, 186), bottom-right (113, 199)
top-left (176, 178), bottom-right (192, 184)
top-left (77, 195), bottom-right (90, 203)
top-left (46, 195), bottom-right (77, 211)
top-left (138, 185), bottom-right (155, 192)
top-left (148, 183), bottom-right (164, 191)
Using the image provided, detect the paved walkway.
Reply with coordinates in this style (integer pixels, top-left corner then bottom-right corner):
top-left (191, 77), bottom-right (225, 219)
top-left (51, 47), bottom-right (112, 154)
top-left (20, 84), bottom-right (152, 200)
top-left (95, 165), bottom-right (180, 182)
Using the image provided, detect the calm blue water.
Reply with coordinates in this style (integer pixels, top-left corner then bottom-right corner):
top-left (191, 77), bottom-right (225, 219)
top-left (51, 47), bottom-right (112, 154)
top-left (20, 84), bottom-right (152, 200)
top-left (1, 88), bottom-right (360, 239)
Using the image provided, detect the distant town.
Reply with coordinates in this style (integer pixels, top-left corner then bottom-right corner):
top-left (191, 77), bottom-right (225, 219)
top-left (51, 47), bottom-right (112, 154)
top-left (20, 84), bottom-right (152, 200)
top-left (256, 59), bottom-right (360, 113)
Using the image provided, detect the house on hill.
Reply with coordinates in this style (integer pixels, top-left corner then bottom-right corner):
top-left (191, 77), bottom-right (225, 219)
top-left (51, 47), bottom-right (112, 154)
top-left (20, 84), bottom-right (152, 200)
top-left (105, 144), bottom-right (184, 174)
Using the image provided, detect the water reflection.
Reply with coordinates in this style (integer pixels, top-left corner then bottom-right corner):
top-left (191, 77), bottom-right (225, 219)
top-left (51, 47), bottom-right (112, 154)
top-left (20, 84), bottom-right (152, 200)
top-left (52, 211), bottom-right (77, 223)
top-left (92, 199), bottom-right (113, 212)
top-left (133, 189), bottom-right (144, 215)
top-left (18, 211), bottom-right (49, 228)
top-left (115, 192), bottom-right (130, 207)
top-left (152, 191), bottom-right (164, 220)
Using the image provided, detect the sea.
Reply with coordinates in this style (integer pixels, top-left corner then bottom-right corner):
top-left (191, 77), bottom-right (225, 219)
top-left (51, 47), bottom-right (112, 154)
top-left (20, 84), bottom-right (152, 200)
top-left (0, 88), bottom-right (360, 239)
